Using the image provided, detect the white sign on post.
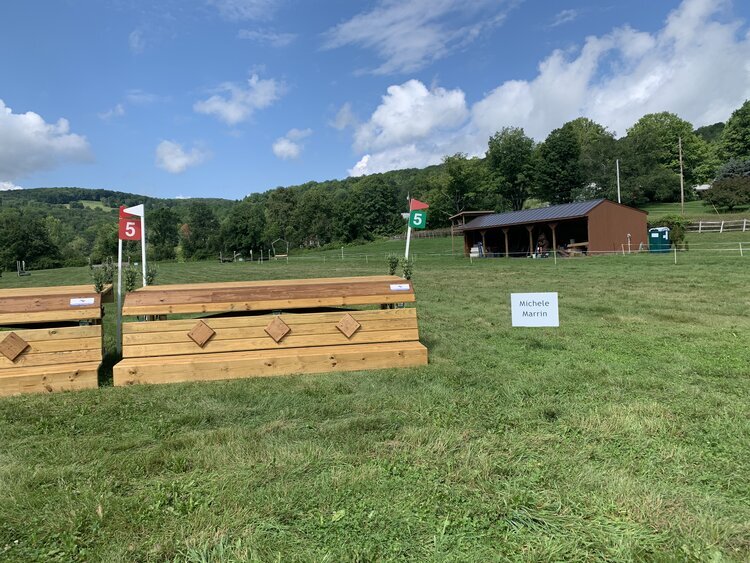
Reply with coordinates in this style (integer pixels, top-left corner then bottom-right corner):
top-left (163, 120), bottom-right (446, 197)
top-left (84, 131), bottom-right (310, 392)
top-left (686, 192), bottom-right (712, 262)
top-left (511, 292), bottom-right (559, 327)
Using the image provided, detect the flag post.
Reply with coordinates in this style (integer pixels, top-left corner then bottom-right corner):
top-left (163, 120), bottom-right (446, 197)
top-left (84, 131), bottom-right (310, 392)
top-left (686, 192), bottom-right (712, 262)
top-left (116, 238), bottom-right (123, 355)
top-left (118, 204), bottom-right (145, 354)
top-left (405, 198), bottom-right (429, 260)
top-left (124, 204), bottom-right (147, 286)
top-left (405, 223), bottom-right (413, 260)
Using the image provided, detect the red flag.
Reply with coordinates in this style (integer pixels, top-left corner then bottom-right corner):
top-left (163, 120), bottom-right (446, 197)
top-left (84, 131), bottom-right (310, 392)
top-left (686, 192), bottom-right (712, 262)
top-left (410, 198), bottom-right (429, 211)
top-left (118, 205), bottom-right (142, 241)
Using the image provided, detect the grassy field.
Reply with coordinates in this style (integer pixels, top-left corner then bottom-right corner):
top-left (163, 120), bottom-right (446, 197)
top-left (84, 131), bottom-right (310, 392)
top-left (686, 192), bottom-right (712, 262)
top-left (640, 201), bottom-right (750, 220)
top-left (1, 236), bottom-right (749, 561)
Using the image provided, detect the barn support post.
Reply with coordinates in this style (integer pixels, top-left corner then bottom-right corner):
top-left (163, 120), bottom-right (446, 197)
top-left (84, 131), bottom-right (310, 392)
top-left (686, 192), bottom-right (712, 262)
top-left (502, 227), bottom-right (509, 258)
top-left (549, 223), bottom-right (557, 258)
top-left (480, 230), bottom-right (487, 257)
top-left (526, 225), bottom-right (534, 257)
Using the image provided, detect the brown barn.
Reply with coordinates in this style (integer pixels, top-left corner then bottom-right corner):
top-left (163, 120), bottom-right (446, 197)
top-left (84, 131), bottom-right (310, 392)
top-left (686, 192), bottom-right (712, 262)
top-left (461, 199), bottom-right (647, 257)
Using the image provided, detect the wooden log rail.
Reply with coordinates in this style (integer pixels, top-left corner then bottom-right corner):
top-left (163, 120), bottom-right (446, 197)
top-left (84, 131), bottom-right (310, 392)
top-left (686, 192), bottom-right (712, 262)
top-left (114, 276), bottom-right (428, 387)
top-left (0, 285), bottom-right (111, 396)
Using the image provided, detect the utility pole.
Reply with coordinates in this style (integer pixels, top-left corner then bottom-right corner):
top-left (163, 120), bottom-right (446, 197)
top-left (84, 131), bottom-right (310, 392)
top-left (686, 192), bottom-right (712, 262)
top-left (678, 137), bottom-right (685, 215)
top-left (616, 159), bottom-right (621, 204)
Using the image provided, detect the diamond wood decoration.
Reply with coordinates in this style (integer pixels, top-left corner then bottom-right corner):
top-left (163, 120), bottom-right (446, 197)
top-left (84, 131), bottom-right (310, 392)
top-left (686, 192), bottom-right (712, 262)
top-left (265, 316), bottom-right (291, 343)
top-left (187, 321), bottom-right (216, 348)
top-left (0, 332), bottom-right (30, 362)
top-left (336, 313), bottom-right (361, 339)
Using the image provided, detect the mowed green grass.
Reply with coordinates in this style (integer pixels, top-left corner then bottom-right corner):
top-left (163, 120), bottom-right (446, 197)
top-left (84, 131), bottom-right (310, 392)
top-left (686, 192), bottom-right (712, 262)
top-left (641, 201), bottom-right (749, 220)
top-left (1, 236), bottom-right (749, 561)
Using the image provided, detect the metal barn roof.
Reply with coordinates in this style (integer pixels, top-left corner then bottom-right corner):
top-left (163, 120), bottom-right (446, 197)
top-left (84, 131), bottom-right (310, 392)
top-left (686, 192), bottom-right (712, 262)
top-left (462, 199), bottom-right (607, 231)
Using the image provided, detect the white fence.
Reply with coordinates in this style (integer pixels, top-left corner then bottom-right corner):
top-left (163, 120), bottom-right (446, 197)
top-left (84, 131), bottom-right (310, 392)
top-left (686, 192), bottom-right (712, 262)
top-left (688, 219), bottom-right (749, 233)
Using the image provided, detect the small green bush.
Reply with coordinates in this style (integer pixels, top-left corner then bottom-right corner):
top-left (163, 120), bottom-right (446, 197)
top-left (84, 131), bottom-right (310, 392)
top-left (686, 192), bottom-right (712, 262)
top-left (401, 257), bottom-right (413, 280)
top-left (387, 253), bottom-right (400, 275)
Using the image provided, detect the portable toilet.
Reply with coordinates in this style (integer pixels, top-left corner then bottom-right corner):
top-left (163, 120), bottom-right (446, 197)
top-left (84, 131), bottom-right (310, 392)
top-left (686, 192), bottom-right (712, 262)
top-left (648, 227), bottom-right (670, 253)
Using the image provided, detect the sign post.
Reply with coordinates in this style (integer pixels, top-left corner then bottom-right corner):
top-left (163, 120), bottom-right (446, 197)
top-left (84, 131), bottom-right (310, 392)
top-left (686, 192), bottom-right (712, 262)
top-left (405, 198), bottom-right (429, 260)
top-left (116, 204), bottom-right (145, 354)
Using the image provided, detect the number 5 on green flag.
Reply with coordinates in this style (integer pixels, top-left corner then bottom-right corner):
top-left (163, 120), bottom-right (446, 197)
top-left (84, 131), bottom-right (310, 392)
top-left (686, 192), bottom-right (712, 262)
top-left (409, 210), bottom-right (427, 229)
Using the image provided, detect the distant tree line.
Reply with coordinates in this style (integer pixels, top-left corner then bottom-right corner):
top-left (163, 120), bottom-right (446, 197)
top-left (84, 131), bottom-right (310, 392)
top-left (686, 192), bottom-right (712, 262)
top-left (1, 101), bottom-right (750, 270)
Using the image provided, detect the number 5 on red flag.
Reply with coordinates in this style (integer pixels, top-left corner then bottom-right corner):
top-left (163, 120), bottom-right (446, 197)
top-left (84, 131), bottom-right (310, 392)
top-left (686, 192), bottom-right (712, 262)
top-left (119, 206), bottom-right (142, 241)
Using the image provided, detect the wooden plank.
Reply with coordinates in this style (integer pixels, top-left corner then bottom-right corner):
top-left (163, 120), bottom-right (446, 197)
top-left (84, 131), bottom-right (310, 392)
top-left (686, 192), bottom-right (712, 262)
top-left (123, 328), bottom-right (420, 358)
top-left (0, 285), bottom-right (108, 298)
top-left (113, 341), bottom-right (428, 386)
top-left (0, 337), bottom-right (102, 357)
top-left (122, 294), bottom-right (415, 316)
top-left (0, 294), bottom-right (102, 314)
top-left (123, 281), bottom-right (414, 309)
top-left (4, 325), bottom-right (102, 341)
top-left (123, 317), bottom-right (418, 345)
top-left (0, 309), bottom-right (102, 325)
top-left (0, 362), bottom-right (100, 397)
top-left (123, 308), bottom-right (416, 333)
top-left (131, 276), bottom-right (402, 292)
top-left (0, 348), bottom-right (102, 369)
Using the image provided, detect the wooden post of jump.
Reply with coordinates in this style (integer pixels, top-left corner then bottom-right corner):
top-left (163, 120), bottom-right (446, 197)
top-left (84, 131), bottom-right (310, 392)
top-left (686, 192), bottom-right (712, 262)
top-left (526, 225), bottom-right (534, 257)
top-left (502, 227), bottom-right (509, 258)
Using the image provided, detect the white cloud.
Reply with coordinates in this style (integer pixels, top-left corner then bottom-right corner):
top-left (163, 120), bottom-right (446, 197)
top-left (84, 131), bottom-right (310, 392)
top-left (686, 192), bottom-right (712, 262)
top-left (323, 0), bottom-right (517, 74)
top-left (129, 29), bottom-right (146, 54)
top-left (155, 140), bottom-right (209, 173)
top-left (354, 80), bottom-right (468, 152)
top-left (237, 28), bottom-right (296, 47)
top-left (331, 102), bottom-right (358, 131)
top-left (272, 128), bottom-right (312, 160)
top-left (348, 0), bottom-right (750, 176)
top-left (98, 104), bottom-right (125, 121)
top-left (349, 146), bottom-right (443, 177)
top-left (208, 0), bottom-right (280, 21)
top-left (549, 9), bottom-right (578, 28)
top-left (0, 99), bottom-right (92, 181)
top-left (194, 74), bottom-right (284, 125)
top-left (0, 181), bottom-right (23, 191)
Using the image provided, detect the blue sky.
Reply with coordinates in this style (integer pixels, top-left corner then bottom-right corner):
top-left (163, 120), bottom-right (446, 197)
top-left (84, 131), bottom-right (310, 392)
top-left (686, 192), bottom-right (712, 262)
top-left (1, 0), bottom-right (749, 199)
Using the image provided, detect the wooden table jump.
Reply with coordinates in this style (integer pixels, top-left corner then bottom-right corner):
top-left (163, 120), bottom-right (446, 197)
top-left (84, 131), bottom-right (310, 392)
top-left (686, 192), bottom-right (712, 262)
top-left (114, 276), bottom-right (428, 387)
top-left (0, 285), bottom-right (111, 396)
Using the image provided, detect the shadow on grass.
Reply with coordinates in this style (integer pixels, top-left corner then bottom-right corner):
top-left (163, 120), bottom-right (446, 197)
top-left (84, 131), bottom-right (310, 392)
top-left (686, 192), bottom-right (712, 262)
top-left (98, 350), bottom-right (119, 387)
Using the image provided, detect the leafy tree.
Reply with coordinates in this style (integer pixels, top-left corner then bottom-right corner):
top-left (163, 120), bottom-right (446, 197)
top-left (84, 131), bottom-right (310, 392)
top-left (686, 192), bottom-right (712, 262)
top-left (290, 187), bottom-right (335, 247)
top-left (565, 118), bottom-right (617, 199)
top-left (535, 125), bottom-right (583, 204)
top-left (486, 127), bottom-right (535, 211)
top-left (719, 100), bottom-right (750, 162)
top-left (221, 196), bottom-right (266, 254)
top-left (263, 188), bottom-right (298, 244)
top-left (350, 175), bottom-right (402, 239)
top-left (91, 223), bottom-right (119, 264)
top-left (0, 208), bottom-right (61, 269)
top-left (181, 202), bottom-right (221, 260)
top-left (620, 112), bottom-right (713, 202)
top-left (704, 177), bottom-right (750, 211)
top-left (439, 153), bottom-right (477, 215)
top-left (148, 207), bottom-right (180, 260)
